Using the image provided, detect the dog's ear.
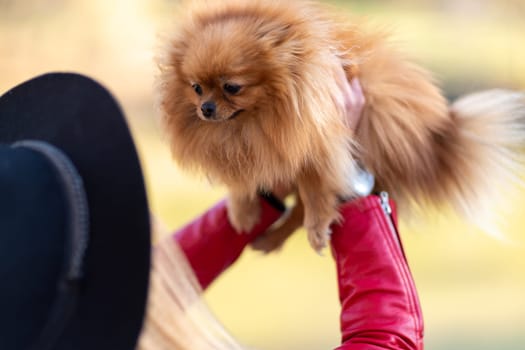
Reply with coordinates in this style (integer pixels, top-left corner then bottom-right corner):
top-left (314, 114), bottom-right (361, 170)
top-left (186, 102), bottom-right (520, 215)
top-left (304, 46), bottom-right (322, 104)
top-left (164, 35), bottom-right (189, 70)
top-left (255, 23), bottom-right (292, 48)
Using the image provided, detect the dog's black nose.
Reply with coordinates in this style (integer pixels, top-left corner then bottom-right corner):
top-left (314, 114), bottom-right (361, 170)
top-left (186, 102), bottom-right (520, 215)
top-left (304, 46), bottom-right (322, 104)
top-left (201, 101), bottom-right (216, 118)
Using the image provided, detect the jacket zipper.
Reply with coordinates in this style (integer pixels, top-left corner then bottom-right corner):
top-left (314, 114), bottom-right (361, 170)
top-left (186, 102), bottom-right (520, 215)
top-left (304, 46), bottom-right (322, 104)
top-left (379, 191), bottom-right (401, 249)
top-left (377, 191), bottom-right (424, 339)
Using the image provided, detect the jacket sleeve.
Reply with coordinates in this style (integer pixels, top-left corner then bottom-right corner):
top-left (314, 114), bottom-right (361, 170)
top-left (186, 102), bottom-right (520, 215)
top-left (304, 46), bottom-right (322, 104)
top-left (331, 195), bottom-right (424, 350)
top-left (173, 197), bottom-right (284, 290)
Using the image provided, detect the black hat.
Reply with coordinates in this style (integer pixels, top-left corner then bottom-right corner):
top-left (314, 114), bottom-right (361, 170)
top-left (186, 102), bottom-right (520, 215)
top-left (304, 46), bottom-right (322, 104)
top-left (0, 73), bottom-right (151, 349)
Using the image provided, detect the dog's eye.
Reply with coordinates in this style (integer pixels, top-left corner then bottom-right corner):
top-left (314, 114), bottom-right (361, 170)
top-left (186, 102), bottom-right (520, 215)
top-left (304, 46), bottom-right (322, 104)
top-left (224, 83), bottom-right (241, 95)
top-left (192, 83), bottom-right (203, 96)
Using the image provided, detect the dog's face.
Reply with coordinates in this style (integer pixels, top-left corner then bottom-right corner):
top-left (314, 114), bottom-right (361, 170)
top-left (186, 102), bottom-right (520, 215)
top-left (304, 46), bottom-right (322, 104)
top-left (177, 23), bottom-right (275, 122)
top-left (178, 30), bottom-right (264, 122)
top-left (186, 76), bottom-right (256, 122)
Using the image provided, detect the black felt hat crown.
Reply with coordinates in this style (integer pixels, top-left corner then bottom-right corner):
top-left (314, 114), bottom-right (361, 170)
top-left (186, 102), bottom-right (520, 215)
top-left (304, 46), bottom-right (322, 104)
top-left (0, 73), bottom-right (151, 350)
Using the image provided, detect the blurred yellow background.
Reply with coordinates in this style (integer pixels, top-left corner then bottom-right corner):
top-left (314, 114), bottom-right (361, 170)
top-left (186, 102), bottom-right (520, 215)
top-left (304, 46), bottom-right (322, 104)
top-left (2, 0), bottom-right (525, 349)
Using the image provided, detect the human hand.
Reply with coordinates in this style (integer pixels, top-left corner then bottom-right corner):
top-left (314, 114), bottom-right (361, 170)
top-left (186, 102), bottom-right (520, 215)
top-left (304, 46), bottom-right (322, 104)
top-left (334, 67), bottom-right (366, 130)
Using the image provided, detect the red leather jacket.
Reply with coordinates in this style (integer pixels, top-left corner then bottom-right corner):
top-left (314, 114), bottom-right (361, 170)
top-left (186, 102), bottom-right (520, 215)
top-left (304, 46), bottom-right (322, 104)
top-left (173, 195), bottom-right (424, 349)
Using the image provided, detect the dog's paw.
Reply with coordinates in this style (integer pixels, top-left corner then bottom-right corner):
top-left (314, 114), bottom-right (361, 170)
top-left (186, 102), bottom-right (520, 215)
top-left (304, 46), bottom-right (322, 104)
top-left (306, 223), bottom-right (332, 254)
top-left (227, 196), bottom-right (261, 233)
top-left (251, 230), bottom-right (286, 254)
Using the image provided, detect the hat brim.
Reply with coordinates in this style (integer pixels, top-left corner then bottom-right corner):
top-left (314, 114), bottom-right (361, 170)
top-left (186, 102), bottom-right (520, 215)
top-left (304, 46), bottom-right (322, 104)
top-left (0, 73), bottom-right (151, 349)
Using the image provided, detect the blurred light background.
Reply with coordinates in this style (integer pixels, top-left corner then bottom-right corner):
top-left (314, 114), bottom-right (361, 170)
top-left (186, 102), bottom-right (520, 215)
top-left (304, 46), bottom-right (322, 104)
top-left (1, 0), bottom-right (524, 349)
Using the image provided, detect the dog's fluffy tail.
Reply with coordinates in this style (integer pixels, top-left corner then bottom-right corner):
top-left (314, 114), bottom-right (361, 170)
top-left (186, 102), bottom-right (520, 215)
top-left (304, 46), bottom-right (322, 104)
top-left (441, 90), bottom-right (525, 236)
top-left (361, 88), bottom-right (525, 237)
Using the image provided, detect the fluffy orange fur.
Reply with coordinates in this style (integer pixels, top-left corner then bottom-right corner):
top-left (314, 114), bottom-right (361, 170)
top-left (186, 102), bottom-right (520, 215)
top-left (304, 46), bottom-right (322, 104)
top-left (158, 0), bottom-right (525, 252)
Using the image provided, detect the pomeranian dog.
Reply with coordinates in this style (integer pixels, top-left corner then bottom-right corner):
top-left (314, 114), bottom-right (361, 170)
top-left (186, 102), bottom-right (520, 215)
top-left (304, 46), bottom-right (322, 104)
top-left (158, 0), bottom-right (525, 252)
